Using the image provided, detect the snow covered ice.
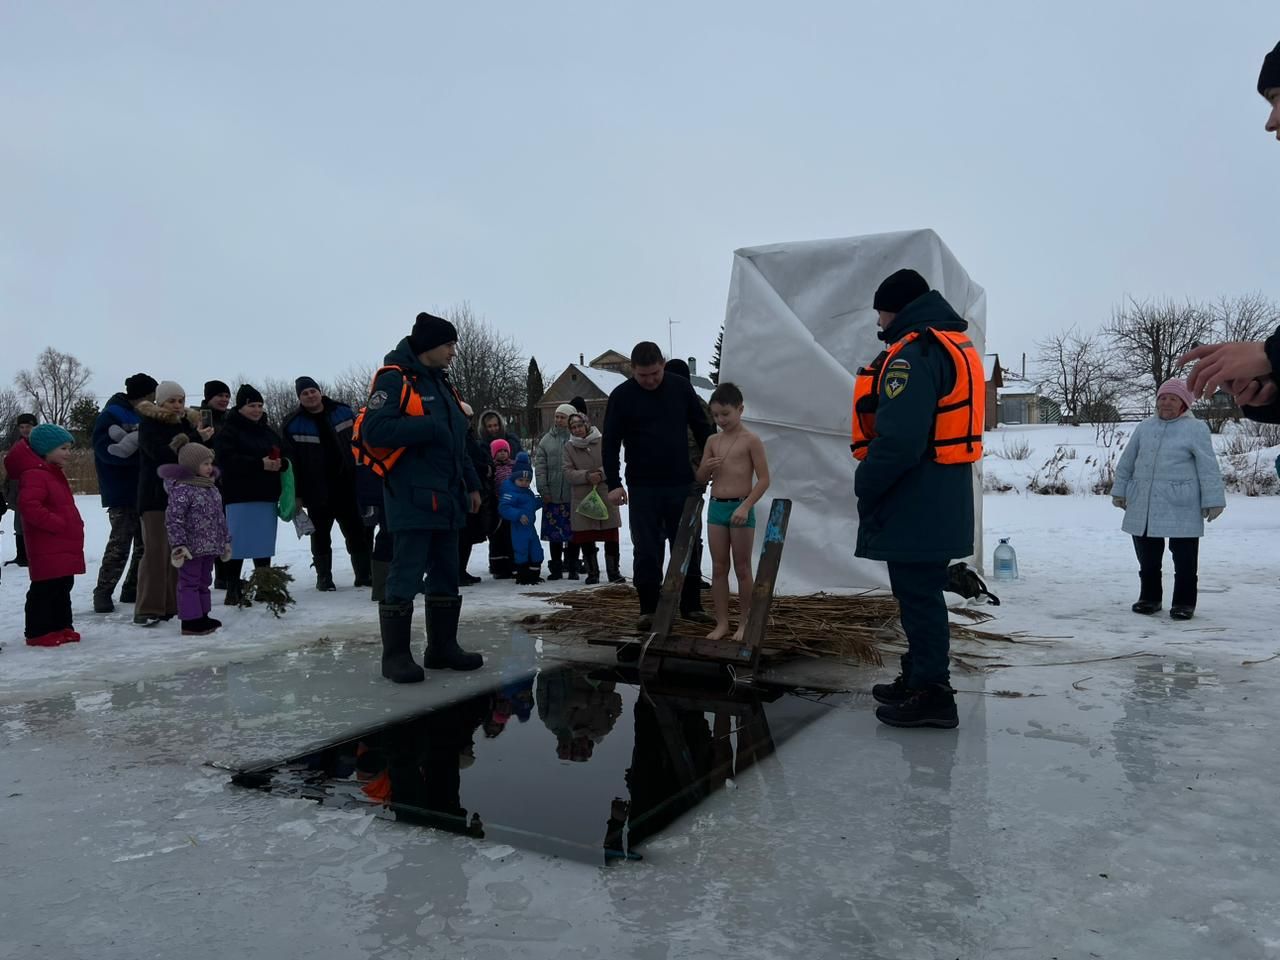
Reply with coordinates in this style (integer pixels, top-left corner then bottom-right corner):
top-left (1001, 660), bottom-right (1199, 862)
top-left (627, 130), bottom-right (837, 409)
top-left (2, 425), bottom-right (1280, 958)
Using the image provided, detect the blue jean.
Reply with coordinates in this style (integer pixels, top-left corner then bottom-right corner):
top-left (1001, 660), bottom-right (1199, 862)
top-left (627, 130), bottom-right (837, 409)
top-left (386, 528), bottom-right (460, 603)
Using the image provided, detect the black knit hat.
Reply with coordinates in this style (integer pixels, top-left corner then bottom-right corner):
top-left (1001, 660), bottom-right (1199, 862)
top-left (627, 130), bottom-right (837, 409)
top-left (236, 384), bottom-right (265, 408)
top-left (125, 373), bottom-right (158, 400)
top-left (873, 269), bottom-right (930, 314)
top-left (203, 379), bottom-right (231, 403)
top-left (295, 376), bottom-right (320, 397)
top-left (409, 312), bottom-right (458, 355)
top-left (1259, 41), bottom-right (1280, 97)
top-left (569, 395), bottom-right (589, 414)
top-left (16, 413), bottom-right (37, 426)
top-left (664, 359), bottom-right (690, 380)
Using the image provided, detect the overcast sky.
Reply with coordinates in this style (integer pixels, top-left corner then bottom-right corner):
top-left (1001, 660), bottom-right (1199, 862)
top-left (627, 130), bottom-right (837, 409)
top-left (2, 2), bottom-right (1276, 402)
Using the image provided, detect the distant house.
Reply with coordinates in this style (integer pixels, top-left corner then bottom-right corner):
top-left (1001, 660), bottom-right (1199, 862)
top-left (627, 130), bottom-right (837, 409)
top-left (536, 353), bottom-right (713, 436)
top-left (997, 387), bottom-right (1062, 425)
top-left (983, 354), bottom-right (1004, 430)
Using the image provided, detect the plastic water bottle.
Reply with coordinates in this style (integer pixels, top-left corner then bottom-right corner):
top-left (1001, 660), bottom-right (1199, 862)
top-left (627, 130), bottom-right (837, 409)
top-left (992, 538), bottom-right (1018, 581)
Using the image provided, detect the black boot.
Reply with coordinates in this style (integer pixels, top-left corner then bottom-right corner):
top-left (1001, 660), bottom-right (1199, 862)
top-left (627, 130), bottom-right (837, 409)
top-left (875, 684), bottom-right (959, 729)
top-left (379, 600), bottom-right (425, 683)
top-left (13, 534), bottom-right (28, 567)
top-left (515, 563), bottom-right (543, 585)
top-left (566, 543), bottom-right (580, 581)
top-left (1132, 569), bottom-right (1162, 615)
top-left (224, 577), bottom-right (246, 607)
top-left (584, 546), bottom-right (600, 585)
top-left (93, 591), bottom-right (115, 614)
top-left (548, 542), bottom-right (564, 581)
top-left (1171, 566), bottom-right (1196, 620)
top-left (351, 552), bottom-right (373, 588)
top-left (605, 541), bottom-right (626, 584)
top-left (872, 675), bottom-right (911, 705)
top-left (314, 552), bottom-right (337, 592)
top-left (424, 595), bottom-right (483, 671)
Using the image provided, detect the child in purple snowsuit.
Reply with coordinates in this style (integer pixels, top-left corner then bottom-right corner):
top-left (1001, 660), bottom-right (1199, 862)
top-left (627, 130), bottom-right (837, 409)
top-left (162, 439), bottom-right (231, 636)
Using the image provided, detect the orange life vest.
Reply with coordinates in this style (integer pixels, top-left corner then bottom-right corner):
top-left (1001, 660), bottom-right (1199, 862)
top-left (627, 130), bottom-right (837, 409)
top-left (850, 328), bottom-right (985, 464)
top-left (351, 365), bottom-right (465, 478)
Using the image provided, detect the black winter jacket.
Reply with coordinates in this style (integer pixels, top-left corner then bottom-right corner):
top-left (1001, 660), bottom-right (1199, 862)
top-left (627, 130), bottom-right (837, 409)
top-left (280, 398), bottom-right (357, 509)
top-left (602, 375), bottom-right (713, 490)
top-left (853, 290), bottom-right (976, 564)
top-left (213, 410), bottom-right (286, 505)
top-left (136, 401), bottom-right (202, 513)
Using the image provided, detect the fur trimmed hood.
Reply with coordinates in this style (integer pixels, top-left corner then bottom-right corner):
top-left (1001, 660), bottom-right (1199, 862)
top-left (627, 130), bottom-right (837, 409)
top-left (135, 399), bottom-right (202, 428)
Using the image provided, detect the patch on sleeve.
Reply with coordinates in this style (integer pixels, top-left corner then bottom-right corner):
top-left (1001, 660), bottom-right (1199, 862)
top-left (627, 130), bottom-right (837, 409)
top-left (887, 358), bottom-right (911, 371)
top-left (366, 390), bottom-right (389, 410)
top-left (883, 366), bottom-right (910, 399)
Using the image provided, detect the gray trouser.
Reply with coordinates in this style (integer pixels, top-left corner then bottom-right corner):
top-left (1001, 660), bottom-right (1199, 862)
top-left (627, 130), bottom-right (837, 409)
top-left (95, 507), bottom-right (143, 598)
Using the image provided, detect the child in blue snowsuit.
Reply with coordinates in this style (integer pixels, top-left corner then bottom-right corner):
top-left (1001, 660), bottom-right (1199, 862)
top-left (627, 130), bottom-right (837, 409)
top-left (500, 452), bottom-right (544, 584)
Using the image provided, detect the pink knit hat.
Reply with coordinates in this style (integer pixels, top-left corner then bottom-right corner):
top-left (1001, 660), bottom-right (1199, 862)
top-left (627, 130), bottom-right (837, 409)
top-left (490, 439), bottom-right (511, 458)
top-left (1157, 378), bottom-right (1195, 411)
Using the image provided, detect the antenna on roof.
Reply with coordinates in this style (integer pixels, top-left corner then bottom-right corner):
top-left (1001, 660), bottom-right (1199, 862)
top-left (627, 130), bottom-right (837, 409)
top-left (667, 317), bottom-right (680, 358)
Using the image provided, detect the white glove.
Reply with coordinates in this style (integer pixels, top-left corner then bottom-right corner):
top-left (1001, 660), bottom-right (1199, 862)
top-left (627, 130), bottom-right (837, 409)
top-left (170, 546), bottom-right (193, 568)
top-left (107, 430), bottom-right (140, 459)
top-left (1203, 506), bottom-right (1224, 522)
top-left (108, 424), bottom-right (126, 442)
top-left (1111, 497), bottom-right (1126, 509)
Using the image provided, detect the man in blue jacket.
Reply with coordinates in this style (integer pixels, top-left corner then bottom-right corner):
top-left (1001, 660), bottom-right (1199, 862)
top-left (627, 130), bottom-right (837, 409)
top-left (363, 312), bottom-right (483, 683)
top-left (90, 373), bottom-right (156, 613)
top-left (854, 270), bottom-right (980, 729)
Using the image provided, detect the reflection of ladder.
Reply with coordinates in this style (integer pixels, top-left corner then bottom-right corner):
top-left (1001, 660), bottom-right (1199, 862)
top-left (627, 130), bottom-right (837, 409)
top-left (632, 495), bottom-right (792, 680)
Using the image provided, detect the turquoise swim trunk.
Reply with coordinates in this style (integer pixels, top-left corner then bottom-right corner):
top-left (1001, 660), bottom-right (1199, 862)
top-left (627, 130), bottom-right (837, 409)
top-left (707, 497), bottom-right (755, 528)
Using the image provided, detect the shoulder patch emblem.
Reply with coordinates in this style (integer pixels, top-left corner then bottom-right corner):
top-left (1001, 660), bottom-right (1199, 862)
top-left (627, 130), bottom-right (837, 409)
top-left (883, 368), bottom-right (910, 400)
top-left (887, 358), bottom-right (911, 371)
top-left (367, 390), bottom-right (389, 410)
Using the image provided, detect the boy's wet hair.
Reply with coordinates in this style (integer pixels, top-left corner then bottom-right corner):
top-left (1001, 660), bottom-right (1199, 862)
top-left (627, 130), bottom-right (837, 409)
top-left (710, 382), bottom-right (744, 407)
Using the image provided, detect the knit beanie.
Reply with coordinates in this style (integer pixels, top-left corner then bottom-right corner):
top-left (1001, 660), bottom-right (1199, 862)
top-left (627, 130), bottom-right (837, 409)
top-left (15, 413), bottom-right (37, 427)
top-left (204, 379), bottom-right (231, 402)
top-left (512, 451), bottom-right (533, 481)
top-left (1157, 378), bottom-right (1196, 412)
top-left (126, 373), bottom-right (159, 400)
top-left (569, 395), bottom-right (588, 414)
top-left (873, 269), bottom-right (930, 314)
top-left (490, 438), bottom-right (511, 459)
top-left (178, 441), bottom-right (214, 475)
top-left (664, 359), bottom-right (690, 380)
top-left (408, 311), bottom-right (459, 354)
top-left (295, 376), bottom-right (320, 396)
top-left (236, 384), bottom-right (265, 408)
top-left (555, 403), bottom-right (578, 419)
top-left (154, 381), bottom-right (186, 405)
top-left (1259, 41), bottom-right (1280, 96)
top-left (29, 424), bottom-right (75, 457)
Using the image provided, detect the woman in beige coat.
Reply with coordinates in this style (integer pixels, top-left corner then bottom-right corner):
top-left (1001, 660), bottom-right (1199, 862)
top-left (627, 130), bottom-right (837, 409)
top-left (562, 413), bottom-right (623, 585)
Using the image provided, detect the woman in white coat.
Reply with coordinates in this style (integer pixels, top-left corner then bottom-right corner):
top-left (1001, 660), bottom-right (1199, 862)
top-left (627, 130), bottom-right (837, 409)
top-left (1110, 378), bottom-right (1225, 620)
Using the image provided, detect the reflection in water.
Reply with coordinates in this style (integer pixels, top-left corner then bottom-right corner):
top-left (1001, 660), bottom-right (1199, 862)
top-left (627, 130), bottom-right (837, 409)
top-left (233, 665), bottom-right (833, 864)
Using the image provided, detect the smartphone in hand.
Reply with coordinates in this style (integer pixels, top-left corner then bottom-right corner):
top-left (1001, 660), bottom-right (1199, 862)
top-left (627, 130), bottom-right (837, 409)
top-left (200, 409), bottom-right (213, 429)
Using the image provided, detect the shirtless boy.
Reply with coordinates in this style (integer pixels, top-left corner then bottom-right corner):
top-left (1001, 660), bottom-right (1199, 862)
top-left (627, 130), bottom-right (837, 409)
top-left (695, 382), bottom-right (770, 642)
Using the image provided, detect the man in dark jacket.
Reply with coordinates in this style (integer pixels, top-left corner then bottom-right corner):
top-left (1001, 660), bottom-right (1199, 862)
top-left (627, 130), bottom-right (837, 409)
top-left (663, 358), bottom-right (713, 598)
top-left (855, 270), bottom-right (977, 729)
top-left (1178, 42), bottom-right (1280, 413)
top-left (281, 377), bottom-right (371, 591)
top-left (363, 312), bottom-right (483, 683)
top-left (89, 373), bottom-right (156, 612)
top-left (604, 341), bottom-right (714, 630)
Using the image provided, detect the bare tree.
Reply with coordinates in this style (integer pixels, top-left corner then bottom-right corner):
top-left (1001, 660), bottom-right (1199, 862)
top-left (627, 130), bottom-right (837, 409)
top-left (444, 302), bottom-right (526, 420)
top-left (1209, 292), bottom-right (1280, 343)
top-left (1105, 297), bottom-right (1213, 396)
top-left (0, 388), bottom-right (23, 442)
top-left (329, 364), bottom-right (378, 408)
top-left (257, 377), bottom-right (308, 427)
top-left (15, 347), bottom-right (93, 426)
top-left (1034, 328), bottom-right (1124, 426)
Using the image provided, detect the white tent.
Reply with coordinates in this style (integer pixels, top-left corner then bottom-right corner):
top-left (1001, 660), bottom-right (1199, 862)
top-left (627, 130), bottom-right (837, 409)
top-left (719, 229), bottom-right (987, 592)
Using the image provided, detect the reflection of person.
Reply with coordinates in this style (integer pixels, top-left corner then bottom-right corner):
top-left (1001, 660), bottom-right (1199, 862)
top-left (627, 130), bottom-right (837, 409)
top-left (603, 342), bottom-right (714, 631)
top-left (1110, 379), bottom-right (1224, 621)
top-left (695, 383), bottom-right (770, 642)
top-left (363, 312), bottom-right (484, 683)
top-left (536, 670), bottom-right (623, 762)
top-left (1176, 44), bottom-right (1280, 411)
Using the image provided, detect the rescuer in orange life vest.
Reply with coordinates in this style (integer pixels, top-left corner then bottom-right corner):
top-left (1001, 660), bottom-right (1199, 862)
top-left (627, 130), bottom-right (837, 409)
top-left (852, 268), bottom-right (985, 729)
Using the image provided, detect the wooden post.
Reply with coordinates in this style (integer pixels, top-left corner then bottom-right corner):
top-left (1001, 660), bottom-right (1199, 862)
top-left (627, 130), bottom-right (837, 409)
top-left (739, 498), bottom-right (792, 676)
top-left (648, 493), bottom-right (705, 643)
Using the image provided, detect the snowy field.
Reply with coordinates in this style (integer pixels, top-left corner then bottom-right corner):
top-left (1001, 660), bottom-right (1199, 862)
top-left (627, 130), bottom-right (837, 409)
top-left (3, 425), bottom-right (1280, 958)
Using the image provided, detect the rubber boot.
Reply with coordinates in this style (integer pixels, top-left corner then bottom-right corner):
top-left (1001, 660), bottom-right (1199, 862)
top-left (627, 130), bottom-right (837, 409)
top-left (584, 546), bottom-right (600, 585)
top-left (548, 542), bottom-right (564, 581)
top-left (1132, 569), bottom-right (1162, 615)
top-left (566, 542), bottom-right (581, 581)
top-left (605, 541), bottom-right (626, 584)
top-left (875, 684), bottom-right (959, 729)
top-left (379, 600), bottom-right (425, 683)
top-left (423, 595), bottom-right (483, 671)
top-left (351, 552), bottom-right (373, 589)
top-left (314, 552), bottom-right (337, 592)
top-left (370, 559), bottom-right (389, 603)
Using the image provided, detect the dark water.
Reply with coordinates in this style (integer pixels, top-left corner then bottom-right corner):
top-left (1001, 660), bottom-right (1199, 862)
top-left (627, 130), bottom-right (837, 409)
top-left (232, 665), bottom-right (836, 864)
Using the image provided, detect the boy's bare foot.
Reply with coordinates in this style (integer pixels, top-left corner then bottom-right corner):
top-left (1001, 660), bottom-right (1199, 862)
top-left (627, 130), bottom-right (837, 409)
top-left (706, 623), bottom-right (729, 641)
top-left (732, 625), bottom-right (746, 642)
